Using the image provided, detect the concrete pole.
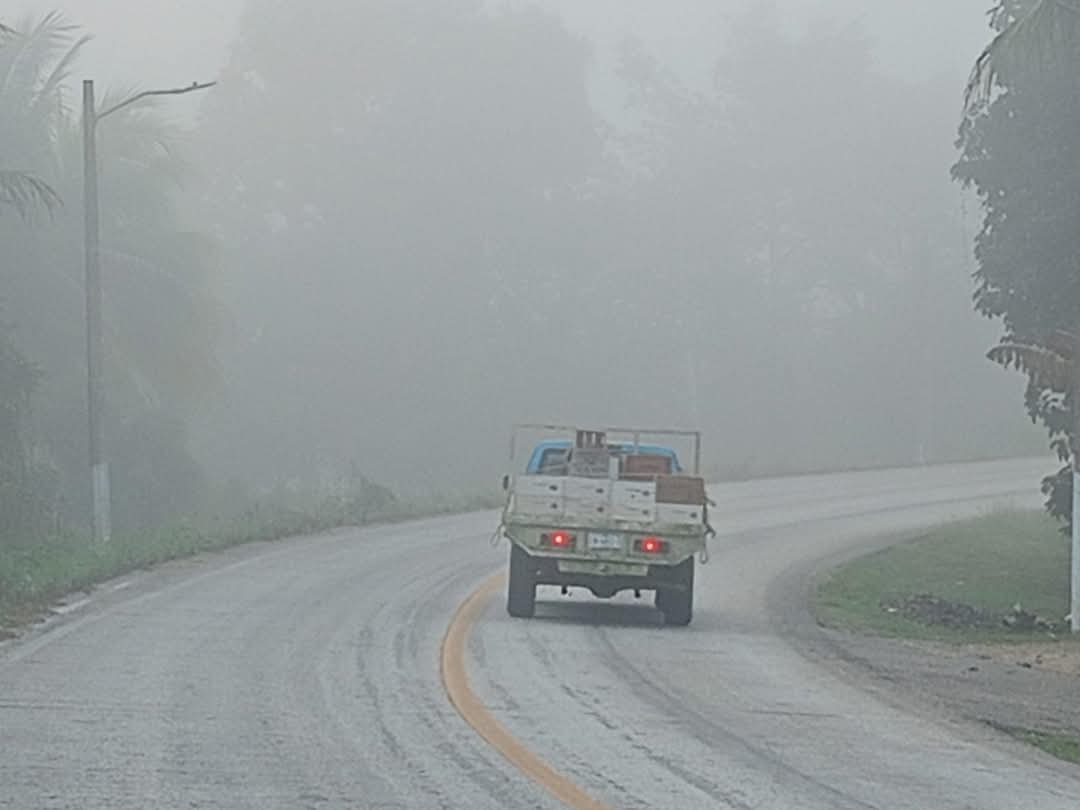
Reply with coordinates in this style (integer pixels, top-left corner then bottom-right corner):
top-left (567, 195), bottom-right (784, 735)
top-left (79, 79), bottom-right (215, 542)
top-left (83, 79), bottom-right (111, 542)
top-left (1071, 459), bottom-right (1079, 633)
top-left (1072, 386), bottom-right (1080, 633)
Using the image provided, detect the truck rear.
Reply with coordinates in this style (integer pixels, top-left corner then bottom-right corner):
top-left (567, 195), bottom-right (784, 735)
top-left (499, 426), bottom-right (711, 626)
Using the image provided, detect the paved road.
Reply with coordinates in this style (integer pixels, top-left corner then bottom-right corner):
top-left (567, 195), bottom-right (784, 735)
top-left (2, 458), bottom-right (1078, 809)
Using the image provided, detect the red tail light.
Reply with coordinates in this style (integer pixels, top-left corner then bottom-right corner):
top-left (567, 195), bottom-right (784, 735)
top-left (635, 536), bottom-right (667, 554)
top-left (542, 530), bottom-right (576, 549)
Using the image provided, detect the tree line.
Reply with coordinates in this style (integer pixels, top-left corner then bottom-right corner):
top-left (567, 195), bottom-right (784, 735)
top-left (2, 1), bottom-right (1075, 544)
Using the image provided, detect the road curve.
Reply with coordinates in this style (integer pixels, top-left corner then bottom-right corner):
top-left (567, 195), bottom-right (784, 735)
top-left (3, 458), bottom-right (1078, 809)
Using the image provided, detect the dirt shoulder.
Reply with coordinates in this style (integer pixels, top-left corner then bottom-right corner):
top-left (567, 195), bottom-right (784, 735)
top-left (788, 511), bottom-right (1080, 762)
top-left (813, 630), bottom-right (1080, 740)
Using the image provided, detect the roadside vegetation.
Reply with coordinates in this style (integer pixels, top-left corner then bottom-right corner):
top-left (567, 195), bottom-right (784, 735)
top-left (812, 0), bottom-right (1080, 771)
top-left (1009, 729), bottom-right (1080, 766)
top-left (816, 511), bottom-right (1072, 642)
top-left (816, 509), bottom-right (1080, 767)
top-left (0, 485), bottom-right (503, 634)
top-left (0, 13), bottom-right (505, 638)
top-left (955, 0), bottom-right (1080, 528)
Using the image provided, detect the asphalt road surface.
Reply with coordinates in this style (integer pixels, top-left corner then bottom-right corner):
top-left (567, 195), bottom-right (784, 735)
top-left (3, 458), bottom-right (1078, 809)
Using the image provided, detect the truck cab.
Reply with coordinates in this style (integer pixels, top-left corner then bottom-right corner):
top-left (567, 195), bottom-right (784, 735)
top-left (500, 426), bottom-right (710, 626)
top-left (525, 440), bottom-right (684, 476)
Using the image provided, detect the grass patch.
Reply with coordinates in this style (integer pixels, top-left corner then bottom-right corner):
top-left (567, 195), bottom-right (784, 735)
top-left (0, 489), bottom-right (504, 631)
top-left (816, 510), bottom-right (1071, 642)
top-left (1009, 729), bottom-right (1080, 765)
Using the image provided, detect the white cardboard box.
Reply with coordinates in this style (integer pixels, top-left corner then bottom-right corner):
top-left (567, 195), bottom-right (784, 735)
top-left (612, 493), bottom-right (657, 513)
top-left (612, 481), bottom-right (657, 501)
top-left (564, 478), bottom-right (611, 499)
top-left (515, 475), bottom-right (565, 497)
top-left (513, 494), bottom-right (564, 516)
top-left (563, 496), bottom-right (608, 517)
top-left (610, 505), bottom-right (657, 523)
top-left (656, 503), bottom-right (702, 524)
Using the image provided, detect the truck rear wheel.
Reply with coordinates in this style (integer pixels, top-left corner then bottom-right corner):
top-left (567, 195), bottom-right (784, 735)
top-left (507, 544), bottom-right (537, 618)
top-left (659, 557), bottom-right (694, 626)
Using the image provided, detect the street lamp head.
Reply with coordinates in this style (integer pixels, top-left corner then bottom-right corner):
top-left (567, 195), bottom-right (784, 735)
top-left (94, 79), bottom-right (217, 123)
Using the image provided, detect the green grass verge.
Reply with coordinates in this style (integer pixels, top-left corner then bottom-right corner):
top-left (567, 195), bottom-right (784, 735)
top-left (0, 490), bottom-right (504, 632)
top-left (1010, 729), bottom-right (1080, 765)
top-left (816, 510), bottom-right (1072, 642)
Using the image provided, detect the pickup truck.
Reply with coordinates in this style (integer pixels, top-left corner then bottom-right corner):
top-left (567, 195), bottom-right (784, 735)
top-left (499, 425), bottom-right (711, 626)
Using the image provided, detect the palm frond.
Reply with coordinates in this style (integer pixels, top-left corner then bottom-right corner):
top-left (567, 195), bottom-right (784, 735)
top-left (0, 11), bottom-right (80, 104)
top-left (95, 83), bottom-right (144, 114)
top-left (964, 0), bottom-right (1080, 112)
top-left (988, 339), bottom-right (1074, 390)
top-left (29, 31), bottom-right (90, 121)
top-left (0, 169), bottom-right (61, 219)
top-left (94, 97), bottom-right (191, 187)
top-left (0, 12), bottom-right (88, 165)
top-left (1042, 329), bottom-right (1080, 360)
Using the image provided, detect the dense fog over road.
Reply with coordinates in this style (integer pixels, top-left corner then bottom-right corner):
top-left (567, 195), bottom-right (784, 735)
top-left (5, 7), bottom-right (1080, 808)
top-left (5, 0), bottom-right (1041, 527)
top-left (34, 1), bottom-right (992, 88)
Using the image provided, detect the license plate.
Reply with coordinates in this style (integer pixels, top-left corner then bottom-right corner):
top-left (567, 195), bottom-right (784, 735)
top-left (588, 532), bottom-right (623, 551)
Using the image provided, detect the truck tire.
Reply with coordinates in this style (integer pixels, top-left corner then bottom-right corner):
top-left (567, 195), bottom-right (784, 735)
top-left (654, 588), bottom-right (667, 612)
top-left (660, 557), bottom-right (694, 626)
top-left (507, 544), bottom-right (537, 618)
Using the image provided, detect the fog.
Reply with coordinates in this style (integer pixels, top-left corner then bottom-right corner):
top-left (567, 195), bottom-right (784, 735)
top-left (5, 1), bottom-right (1043, 530)
top-left (34, 1), bottom-right (992, 87)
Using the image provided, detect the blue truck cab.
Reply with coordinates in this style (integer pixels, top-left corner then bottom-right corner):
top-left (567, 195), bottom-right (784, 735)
top-left (525, 440), bottom-right (683, 475)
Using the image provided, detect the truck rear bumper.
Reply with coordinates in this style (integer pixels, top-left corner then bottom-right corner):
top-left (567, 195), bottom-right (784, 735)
top-left (530, 555), bottom-right (690, 597)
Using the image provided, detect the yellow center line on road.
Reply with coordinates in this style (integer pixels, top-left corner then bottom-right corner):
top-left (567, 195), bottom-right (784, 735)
top-left (440, 573), bottom-right (612, 810)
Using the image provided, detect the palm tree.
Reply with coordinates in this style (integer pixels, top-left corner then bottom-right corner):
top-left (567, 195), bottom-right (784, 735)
top-left (966, 1), bottom-right (1080, 402)
top-left (966, 0), bottom-right (1080, 108)
top-left (0, 13), bottom-right (88, 219)
top-left (969, 3), bottom-right (1080, 630)
top-left (1, 13), bottom-right (222, 406)
top-left (1, 13), bottom-right (224, 532)
top-left (0, 15), bottom-right (88, 537)
top-left (968, 0), bottom-right (1080, 400)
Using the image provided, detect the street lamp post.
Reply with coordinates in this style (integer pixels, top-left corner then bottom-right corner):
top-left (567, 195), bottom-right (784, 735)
top-left (1072, 375), bottom-right (1080, 634)
top-left (82, 78), bottom-right (215, 542)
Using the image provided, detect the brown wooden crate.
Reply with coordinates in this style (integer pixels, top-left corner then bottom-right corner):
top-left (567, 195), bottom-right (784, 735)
top-left (655, 475), bottom-right (706, 505)
top-left (623, 454), bottom-right (672, 475)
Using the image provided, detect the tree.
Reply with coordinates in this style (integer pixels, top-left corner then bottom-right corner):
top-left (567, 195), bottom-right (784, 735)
top-left (0, 317), bottom-right (41, 541)
top-left (0, 13), bottom-right (223, 533)
top-left (191, 1), bottom-right (1038, 494)
top-left (0, 16), bottom-right (70, 542)
top-left (968, 0), bottom-right (1080, 102)
top-left (0, 14), bottom-right (79, 220)
top-left (954, 0), bottom-right (1080, 526)
top-left (612, 5), bottom-right (1028, 472)
top-left (192, 0), bottom-right (605, 490)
